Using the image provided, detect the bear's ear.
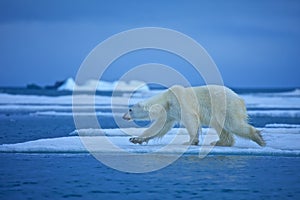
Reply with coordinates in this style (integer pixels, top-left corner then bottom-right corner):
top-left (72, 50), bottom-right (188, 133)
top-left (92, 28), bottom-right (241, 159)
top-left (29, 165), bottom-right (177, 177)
top-left (139, 103), bottom-right (149, 112)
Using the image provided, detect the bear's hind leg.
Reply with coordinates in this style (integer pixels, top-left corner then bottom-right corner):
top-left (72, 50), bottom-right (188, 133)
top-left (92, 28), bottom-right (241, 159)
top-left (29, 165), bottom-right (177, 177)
top-left (230, 123), bottom-right (266, 147)
top-left (211, 123), bottom-right (235, 146)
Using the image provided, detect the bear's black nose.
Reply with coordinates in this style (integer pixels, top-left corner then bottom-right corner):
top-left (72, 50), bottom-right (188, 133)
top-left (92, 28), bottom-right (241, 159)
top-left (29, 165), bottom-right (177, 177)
top-left (122, 112), bottom-right (131, 121)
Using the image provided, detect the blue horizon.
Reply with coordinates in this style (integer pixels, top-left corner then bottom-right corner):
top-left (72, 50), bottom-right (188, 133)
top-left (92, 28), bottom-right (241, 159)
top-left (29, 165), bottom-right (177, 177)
top-left (0, 0), bottom-right (299, 88)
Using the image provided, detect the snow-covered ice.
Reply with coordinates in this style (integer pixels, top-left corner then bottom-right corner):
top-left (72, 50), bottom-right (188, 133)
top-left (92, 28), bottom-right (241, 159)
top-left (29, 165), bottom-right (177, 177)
top-left (0, 127), bottom-right (299, 156)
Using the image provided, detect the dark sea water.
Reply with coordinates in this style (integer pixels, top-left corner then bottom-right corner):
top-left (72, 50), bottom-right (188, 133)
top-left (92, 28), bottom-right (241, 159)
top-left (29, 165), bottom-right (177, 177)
top-left (1, 154), bottom-right (299, 200)
top-left (0, 87), bottom-right (299, 199)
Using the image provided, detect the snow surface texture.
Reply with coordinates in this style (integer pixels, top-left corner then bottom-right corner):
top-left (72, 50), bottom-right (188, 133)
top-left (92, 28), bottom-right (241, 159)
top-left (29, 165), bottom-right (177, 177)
top-left (0, 127), bottom-right (299, 156)
top-left (58, 77), bottom-right (150, 92)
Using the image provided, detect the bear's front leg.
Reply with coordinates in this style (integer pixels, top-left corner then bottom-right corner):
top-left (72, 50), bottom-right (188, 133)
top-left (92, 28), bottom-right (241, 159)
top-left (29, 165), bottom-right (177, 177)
top-left (182, 114), bottom-right (200, 146)
top-left (129, 137), bottom-right (150, 145)
top-left (129, 117), bottom-right (174, 145)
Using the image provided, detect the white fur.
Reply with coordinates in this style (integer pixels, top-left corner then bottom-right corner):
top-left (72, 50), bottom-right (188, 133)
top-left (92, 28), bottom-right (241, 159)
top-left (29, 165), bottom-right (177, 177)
top-left (124, 85), bottom-right (265, 146)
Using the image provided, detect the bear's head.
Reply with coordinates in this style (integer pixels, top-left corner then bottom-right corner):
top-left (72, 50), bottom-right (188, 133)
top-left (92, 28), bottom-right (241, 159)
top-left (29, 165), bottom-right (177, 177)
top-left (123, 103), bottom-right (149, 121)
top-left (123, 103), bottom-right (167, 121)
top-left (123, 90), bottom-right (171, 121)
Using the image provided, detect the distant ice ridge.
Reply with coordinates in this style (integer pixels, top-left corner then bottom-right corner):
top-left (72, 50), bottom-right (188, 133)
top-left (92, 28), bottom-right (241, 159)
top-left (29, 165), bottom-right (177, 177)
top-left (1, 128), bottom-right (299, 156)
top-left (277, 88), bottom-right (300, 96)
top-left (242, 94), bottom-right (300, 109)
top-left (248, 110), bottom-right (300, 117)
top-left (265, 123), bottom-right (300, 128)
top-left (30, 111), bottom-right (124, 117)
top-left (58, 77), bottom-right (150, 92)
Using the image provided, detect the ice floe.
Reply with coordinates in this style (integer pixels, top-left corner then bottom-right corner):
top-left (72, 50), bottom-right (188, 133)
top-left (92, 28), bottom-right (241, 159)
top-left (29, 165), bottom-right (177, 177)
top-left (1, 128), bottom-right (299, 156)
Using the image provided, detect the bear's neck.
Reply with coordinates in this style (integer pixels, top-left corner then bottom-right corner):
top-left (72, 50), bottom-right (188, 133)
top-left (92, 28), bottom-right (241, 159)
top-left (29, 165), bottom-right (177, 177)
top-left (142, 92), bottom-right (166, 111)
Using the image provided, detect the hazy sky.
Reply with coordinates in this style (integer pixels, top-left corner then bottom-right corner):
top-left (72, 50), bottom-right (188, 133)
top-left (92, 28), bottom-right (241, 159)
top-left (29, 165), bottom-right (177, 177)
top-left (0, 0), bottom-right (299, 88)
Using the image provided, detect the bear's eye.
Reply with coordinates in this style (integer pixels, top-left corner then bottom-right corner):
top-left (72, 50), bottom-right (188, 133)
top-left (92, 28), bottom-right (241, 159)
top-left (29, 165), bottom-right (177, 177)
top-left (129, 109), bottom-right (132, 112)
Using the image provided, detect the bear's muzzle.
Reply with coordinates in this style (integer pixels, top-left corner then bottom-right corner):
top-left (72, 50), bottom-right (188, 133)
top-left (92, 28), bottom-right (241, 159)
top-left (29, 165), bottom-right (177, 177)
top-left (122, 112), bottom-right (131, 121)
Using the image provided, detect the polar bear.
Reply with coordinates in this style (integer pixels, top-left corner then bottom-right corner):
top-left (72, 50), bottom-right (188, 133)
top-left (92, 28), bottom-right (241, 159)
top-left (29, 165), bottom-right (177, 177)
top-left (123, 85), bottom-right (265, 147)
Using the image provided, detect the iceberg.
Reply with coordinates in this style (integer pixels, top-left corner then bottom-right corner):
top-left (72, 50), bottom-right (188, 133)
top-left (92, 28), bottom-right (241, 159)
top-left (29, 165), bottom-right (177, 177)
top-left (58, 77), bottom-right (149, 92)
top-left (57, 77), bottom-right (75, 91)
